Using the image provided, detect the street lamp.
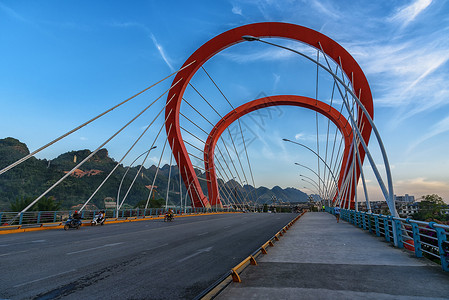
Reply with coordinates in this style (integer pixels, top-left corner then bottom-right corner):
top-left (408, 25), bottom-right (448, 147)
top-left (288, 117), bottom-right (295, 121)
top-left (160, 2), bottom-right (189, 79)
top-left (295, 162), bottom-right (331, 203)
top-left (283, 139), bottom-right (340, 200)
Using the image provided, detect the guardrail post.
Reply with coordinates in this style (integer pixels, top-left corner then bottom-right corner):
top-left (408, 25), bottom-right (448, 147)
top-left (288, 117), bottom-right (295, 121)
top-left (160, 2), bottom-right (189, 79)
top-left (367, 213), bottom-right (372, 233)
top-left (393, 218), bottom-right (403, 248)
top-left (19, 212), bottom-right (24, 225)
top-left (428, 223), bottom-right (448, 272)
top-left (374, 215), bottom-right (380, 236)
top-left (37, 211), bottom-right (42, 224)
top-left (53, 211), bottom-right (57, 223)
top-left (362, 212), bottom-right (367, 230)
top-left (408, 221), bottom-right (423, 258)
top-left (382, 216), bottom-right (390, 241)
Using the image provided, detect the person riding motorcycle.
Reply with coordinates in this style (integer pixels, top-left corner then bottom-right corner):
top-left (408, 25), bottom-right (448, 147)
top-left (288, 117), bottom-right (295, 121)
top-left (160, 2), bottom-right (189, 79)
top-left (72, 210), bottom-right (82, 226)
top-left (96, 211), bottom-right (104, 222)
top-left (165, 209), bottom-right (174, 221)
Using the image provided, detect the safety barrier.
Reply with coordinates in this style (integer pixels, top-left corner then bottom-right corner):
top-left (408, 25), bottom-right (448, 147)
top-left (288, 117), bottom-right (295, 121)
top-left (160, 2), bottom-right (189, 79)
top-left (0, 208), bottom-right (239, 234)
top-left (195, 212), bottom-right (305, 300)
top-left (0, 207), bottom-right (234, 227)
top-left (325, 207), bottom-right (449, 272)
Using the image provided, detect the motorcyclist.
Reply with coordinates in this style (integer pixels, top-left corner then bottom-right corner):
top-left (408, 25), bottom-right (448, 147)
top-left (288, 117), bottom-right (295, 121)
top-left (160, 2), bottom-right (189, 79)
top-left (72, 210), bottom-right (82, 226)
top-left (165, 209), bottom-right (174, 221)
top-left (96, 211), bottom-right (104, 222)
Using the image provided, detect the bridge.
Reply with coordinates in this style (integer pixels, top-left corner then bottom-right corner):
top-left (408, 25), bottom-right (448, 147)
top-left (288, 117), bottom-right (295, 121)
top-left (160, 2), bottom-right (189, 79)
top-left (1, 22), bottom-right (448, 299)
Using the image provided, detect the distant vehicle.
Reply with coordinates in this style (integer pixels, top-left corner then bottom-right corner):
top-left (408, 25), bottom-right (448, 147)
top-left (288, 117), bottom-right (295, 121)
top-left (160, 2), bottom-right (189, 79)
top-left (91, 213), bottom-right (105, 226)
top-left (164, 212), bottom-right (174, 222)
top-left (64, 216), bottom-right (81, 230)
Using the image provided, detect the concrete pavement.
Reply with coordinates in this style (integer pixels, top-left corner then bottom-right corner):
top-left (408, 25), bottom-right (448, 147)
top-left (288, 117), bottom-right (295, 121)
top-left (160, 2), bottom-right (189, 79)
top-left (217, 212), bottom-right (449, 299)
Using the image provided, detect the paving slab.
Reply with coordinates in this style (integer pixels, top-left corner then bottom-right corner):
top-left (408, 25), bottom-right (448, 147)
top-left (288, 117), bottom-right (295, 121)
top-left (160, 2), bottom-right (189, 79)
top-left (217, 212), bottom-right (449, 299)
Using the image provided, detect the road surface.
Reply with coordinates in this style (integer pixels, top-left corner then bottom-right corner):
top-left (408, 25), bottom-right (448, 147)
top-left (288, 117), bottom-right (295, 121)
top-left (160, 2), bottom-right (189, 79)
top-left (0, 212), bottom-right (297, 299)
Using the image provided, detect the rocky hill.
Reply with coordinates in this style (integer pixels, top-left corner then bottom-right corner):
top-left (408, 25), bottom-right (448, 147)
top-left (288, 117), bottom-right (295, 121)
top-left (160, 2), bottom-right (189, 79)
top-left (0, 137), bottom-right (309, 211)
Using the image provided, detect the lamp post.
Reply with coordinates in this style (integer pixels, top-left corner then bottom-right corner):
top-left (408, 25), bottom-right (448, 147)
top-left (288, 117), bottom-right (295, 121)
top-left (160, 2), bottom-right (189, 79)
top-left (295, 162), bottom-right (331, 203)
top-left (283, 139), bottom-right (340, 203)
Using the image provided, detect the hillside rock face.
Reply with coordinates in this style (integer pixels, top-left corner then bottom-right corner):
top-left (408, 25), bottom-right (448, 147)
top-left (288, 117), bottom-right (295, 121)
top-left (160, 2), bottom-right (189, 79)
top-left (0, 137), bottom-right (309, 211)
top-left (0, 137), bottom-right (30, 168)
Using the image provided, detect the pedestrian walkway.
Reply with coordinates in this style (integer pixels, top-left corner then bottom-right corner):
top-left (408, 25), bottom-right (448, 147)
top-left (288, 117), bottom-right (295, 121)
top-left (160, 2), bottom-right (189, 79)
top-left (217, 212), bottom-right (449, 299)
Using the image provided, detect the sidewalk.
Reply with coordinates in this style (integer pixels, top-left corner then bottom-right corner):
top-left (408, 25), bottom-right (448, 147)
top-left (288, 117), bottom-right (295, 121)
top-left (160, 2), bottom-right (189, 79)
top-left (217, 212), bottom-right (449, 299)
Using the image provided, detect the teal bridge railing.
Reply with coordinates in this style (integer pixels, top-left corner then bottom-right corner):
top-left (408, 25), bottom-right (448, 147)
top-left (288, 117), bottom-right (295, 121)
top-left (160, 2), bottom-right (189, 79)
top-left (325, 207), bottom-right (449, 272)
top-left (0, 207), bottom-right (234, 228)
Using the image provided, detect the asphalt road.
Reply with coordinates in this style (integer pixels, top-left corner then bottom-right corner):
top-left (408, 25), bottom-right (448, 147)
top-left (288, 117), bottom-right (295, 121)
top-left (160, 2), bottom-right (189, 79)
top-left (0, 212), bottom-right (298, 300)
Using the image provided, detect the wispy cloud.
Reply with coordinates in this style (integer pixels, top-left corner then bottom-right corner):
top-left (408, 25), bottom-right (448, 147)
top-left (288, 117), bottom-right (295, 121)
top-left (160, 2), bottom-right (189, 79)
top-left (149, 33), bottom-right (175, 72)
top-left (346, 29), bottom-right (449, 125)
top-left (231, 4), bottom-right (243, 16)
top-left (272, 73), bottom-right (280, 92)
top-left (407, 114), bottom-right (449, 153)
top-left (394, 177), bottom-right (449, 201)
top-left (310, 0), bottom-right (340, 20)
top-left (110, 22), bottom-right (175, 71)
top-left (0, 2), bottom-right (29, 23)
top-left (389, 0), bottom-right (432, 29)
top-left (295, 133), bottom-right (305, 140)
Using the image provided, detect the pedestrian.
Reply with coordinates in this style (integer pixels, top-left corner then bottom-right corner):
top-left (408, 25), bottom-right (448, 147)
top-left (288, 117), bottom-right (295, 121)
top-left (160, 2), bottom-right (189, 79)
top-left (334, 205), bottom-right (341, 223)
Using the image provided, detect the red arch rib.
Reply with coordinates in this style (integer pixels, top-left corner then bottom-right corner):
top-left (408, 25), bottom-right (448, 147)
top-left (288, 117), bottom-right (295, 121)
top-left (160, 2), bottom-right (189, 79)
top-left (204, 95), bottom-right (353, 206)
top-left (165, 22), bottom-right (373, 208)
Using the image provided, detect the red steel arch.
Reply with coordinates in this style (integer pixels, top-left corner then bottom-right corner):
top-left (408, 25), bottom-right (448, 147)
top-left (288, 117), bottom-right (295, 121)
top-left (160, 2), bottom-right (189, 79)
top-left (165, 22), bottom-right (373, 208)
top-left (204, 95), bottom-right (353, 206)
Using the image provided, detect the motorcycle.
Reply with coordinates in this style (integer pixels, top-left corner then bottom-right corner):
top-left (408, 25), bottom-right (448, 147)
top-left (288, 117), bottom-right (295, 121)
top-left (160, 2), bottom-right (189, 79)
top-left (64, 216), bottom-right (82, 230)
top-left (164, 213), bottom-right (174, 222)
top-left (91, 214), bottom-right (105, 226)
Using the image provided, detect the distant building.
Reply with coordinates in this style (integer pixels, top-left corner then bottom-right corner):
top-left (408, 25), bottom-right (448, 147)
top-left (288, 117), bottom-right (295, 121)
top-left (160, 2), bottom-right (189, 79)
top-left (396, 202), bottom-right (419, 218)
top-left (104, 197), bottom-right (116, 209)
top-left (70, 203), bottom-right (98, 211)
top-left (394, 194), bottom-right (415, 203)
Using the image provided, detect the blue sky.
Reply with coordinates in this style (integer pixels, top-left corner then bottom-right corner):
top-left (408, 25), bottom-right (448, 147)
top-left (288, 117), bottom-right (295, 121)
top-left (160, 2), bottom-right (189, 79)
top-left (1, 0), bottom-right (449, 202)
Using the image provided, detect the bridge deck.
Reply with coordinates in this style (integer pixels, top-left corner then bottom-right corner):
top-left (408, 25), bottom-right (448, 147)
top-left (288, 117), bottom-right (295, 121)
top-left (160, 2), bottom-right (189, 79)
top-left (217, 212), bottom-right (449, 299)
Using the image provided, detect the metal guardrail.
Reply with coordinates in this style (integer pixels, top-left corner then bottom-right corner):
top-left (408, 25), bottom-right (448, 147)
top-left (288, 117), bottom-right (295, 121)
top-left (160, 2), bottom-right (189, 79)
top-left (325, 207), bottom-right (449, 272)
top-left (0, 207), bottom-right (235, 227)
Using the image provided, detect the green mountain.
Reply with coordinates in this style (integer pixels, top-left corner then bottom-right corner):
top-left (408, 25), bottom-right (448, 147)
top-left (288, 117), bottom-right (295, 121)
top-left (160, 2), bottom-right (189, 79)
top-left (0, 137), bottom-right (308, 211)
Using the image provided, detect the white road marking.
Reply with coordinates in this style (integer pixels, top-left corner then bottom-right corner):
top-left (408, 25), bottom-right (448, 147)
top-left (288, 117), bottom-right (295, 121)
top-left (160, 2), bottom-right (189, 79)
top-left (66, 242), bottom-right (124, 255)
top-left (177, 246), bottom-right (213, 263)
top-left (32, 239), bottom-right (46, 243)
top-left (0, 250), bottom-right (28, 257)
top-left (197, 232), bottom-right (208, 236)
top-left (14, 269), bottom-right (76, 288)
top-left (223, 226), bottom-right (231, 229)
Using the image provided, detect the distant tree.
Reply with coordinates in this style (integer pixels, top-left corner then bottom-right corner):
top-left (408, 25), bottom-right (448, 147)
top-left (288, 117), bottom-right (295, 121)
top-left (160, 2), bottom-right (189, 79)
top-left (413, 194), bottom-right (446, 221)
top-left (36, 196), bottom-right (61, 211)
top-left (134, 198), bottom-right (164, 209)
top-left (9, 196), bottom-right (35, 212)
